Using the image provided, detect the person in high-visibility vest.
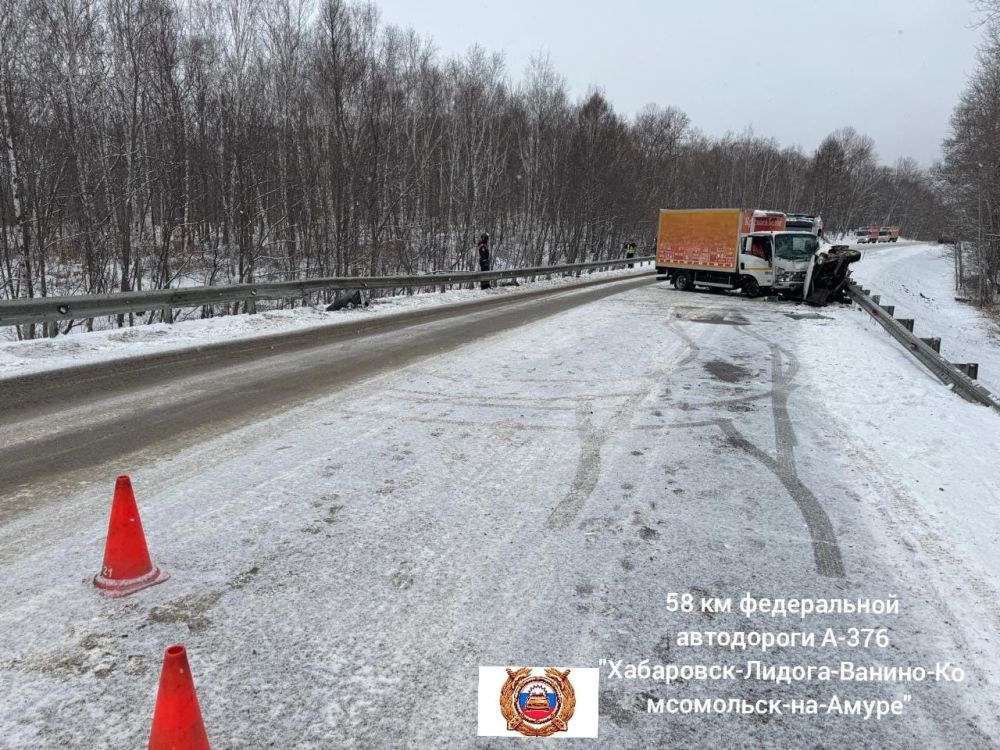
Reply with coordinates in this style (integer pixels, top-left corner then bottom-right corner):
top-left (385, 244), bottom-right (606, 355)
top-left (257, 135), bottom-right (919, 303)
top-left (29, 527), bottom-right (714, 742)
top-left (625, 239), bottom-right (637, 268)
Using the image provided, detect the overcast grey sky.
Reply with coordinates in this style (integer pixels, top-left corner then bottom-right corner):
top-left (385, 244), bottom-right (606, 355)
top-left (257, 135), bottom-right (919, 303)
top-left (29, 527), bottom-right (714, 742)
top-left (372, 0), bottom-right (984, 166)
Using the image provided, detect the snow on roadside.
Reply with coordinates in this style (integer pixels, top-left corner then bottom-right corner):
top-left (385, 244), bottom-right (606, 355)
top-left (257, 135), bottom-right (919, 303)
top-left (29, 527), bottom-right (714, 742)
top-left (792, 300), bottom-right (1000, 711)
top-left (824, 241), bottom-right (1000, 598)
top-left (794, 303), bottom-right (1000, 592)
top-left (0, 265), bottom-right (647, 380)
top-left (850, 242), bottom-right (1000, 394)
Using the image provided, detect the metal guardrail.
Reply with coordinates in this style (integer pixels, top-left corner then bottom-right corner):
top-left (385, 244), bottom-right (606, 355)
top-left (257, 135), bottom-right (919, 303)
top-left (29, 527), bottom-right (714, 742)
top-left (0, 256), bottom-right (654, 328)
top-left (846, 281), bottom-right (1000, 412)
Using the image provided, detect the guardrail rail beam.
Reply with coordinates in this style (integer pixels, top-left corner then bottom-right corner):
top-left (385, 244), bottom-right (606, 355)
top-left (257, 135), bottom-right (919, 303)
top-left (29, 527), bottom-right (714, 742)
top-left (846, 282), bottom-right (999, 412)
top-left (0, 257), bottom-right (655, 329)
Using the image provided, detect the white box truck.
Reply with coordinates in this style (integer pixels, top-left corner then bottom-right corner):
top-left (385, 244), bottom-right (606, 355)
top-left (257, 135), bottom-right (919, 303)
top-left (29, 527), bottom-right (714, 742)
top-left (654, 208), bottom-right (822, 298)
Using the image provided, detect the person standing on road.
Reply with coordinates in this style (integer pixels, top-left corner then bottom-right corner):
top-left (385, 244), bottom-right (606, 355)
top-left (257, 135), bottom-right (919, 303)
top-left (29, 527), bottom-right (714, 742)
top-left (625, 239), bottom-right (637, 268)
top-left (478, 233), bottom-right (491, 290)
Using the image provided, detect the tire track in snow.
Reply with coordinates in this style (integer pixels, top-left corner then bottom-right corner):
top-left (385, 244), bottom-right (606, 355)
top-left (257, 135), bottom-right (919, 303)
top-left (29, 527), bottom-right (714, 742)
top-left (765, 342), bottom-right (845, 577)
top-left (708, 323), bottom-right (846, 578)
top-left (544, 394), bottom-right (649, 530)
top-left (631, 308), bottom-right (846, 578)
top-left (545, 317), bottom-right (699, 531)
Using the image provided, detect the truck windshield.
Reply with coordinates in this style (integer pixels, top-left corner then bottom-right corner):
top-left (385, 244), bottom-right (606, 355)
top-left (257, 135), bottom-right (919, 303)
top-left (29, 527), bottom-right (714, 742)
top-left (774, 233), bottom-right (820, 260)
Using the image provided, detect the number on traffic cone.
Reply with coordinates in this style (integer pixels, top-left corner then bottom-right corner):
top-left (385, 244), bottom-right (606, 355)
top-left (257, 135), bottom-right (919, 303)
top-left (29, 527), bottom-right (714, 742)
top-left (93, 475), bottom-right (169, 596)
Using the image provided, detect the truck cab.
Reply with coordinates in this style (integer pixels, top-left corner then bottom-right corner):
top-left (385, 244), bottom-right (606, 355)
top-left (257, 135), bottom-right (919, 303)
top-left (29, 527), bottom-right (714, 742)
top-left (738, 231), bottom-right (820, 296)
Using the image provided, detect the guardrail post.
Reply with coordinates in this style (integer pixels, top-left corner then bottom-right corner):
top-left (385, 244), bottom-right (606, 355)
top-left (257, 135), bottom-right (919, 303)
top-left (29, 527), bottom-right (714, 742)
top-left (896, 318), bottom-right (914, 332)
top-left (952, 363), bottom-right (980, 380)
top-left (162, 307), bottom-right (173, 324)
top-left (847, 280), bottom-right (999, 411)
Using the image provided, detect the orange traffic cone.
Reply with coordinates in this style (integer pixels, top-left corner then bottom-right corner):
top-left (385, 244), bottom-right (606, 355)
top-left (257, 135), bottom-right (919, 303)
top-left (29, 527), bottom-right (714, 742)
top-left (93, 475), bottom-right (169, 597)
top-left (148, 644), bottom-right (211, 750)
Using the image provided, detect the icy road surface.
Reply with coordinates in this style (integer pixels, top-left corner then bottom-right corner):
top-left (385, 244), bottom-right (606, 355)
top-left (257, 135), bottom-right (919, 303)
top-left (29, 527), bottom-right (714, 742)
top-left (1, 274), bottom-right (999, 748)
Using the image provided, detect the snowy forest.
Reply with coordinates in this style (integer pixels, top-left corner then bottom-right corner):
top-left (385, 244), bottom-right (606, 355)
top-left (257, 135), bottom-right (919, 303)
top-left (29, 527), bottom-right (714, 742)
top-left (0, 0), bottom-right (994, 313)
top-left (941, 3), bottom-right (1000, 304)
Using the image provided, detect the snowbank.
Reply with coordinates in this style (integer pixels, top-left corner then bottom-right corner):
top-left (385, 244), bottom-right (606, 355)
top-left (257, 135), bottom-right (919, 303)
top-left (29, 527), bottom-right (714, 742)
top-left (851, 242), bottom-right (1000, 395)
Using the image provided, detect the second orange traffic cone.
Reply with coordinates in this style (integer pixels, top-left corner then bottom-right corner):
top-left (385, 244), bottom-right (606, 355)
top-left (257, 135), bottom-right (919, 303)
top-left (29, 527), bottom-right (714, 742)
top-left (148, 644), bottom-right (211, 750)
top-left (93, 475), bottom-right (169, 597)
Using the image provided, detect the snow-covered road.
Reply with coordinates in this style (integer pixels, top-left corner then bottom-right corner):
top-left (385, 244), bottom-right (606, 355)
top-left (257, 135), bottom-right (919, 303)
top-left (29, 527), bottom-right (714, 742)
top-left (1, 269), bottom-right (998, 748)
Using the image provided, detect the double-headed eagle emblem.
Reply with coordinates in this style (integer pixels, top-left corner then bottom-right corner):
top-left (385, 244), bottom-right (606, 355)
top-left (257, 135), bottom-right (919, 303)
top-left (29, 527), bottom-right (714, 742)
top-left (499, 667), bottom-right (577, 737)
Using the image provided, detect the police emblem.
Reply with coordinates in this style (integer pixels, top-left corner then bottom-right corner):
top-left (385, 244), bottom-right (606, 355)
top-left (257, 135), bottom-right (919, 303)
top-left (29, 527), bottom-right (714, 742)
top-left (499, 667), bottom-right (576, 736)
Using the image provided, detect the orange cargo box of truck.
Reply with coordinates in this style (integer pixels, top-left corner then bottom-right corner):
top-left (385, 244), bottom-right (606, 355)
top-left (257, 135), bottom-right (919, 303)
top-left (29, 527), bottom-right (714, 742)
top-left (656, 209), bottom-right (742, 271)
top-left (656, 208), bottom-right (785, 271)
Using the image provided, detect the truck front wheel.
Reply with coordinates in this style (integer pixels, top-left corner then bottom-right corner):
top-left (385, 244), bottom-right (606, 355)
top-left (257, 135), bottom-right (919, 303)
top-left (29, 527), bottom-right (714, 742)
top-left (673, 271), bottom-right (693, 291)
top-left (742, 276), bottom-right (761, 297)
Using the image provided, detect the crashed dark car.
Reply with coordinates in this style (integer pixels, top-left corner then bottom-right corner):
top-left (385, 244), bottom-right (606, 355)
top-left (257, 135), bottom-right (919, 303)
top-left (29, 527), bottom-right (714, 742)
top-left (803, 245), bottom-right (863, 305)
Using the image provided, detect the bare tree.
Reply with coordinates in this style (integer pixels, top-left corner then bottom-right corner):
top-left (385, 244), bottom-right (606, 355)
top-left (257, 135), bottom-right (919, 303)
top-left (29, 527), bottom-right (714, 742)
top-left (941, 20), bottom-right (1000, 302)
top-left (0, 0), bottom-right (952, 330)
